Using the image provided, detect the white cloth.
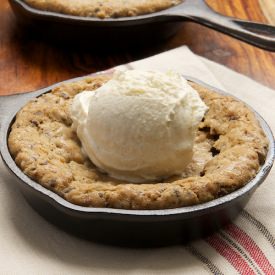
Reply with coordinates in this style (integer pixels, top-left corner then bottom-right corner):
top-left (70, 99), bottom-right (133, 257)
top-left (0, 46), bottom-right (274, 274)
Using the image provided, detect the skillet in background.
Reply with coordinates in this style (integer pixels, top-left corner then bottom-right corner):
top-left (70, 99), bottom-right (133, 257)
top-left (0, 74), bottom-right (274, 246)
top-left (9, 0), bottom-right (275, 50)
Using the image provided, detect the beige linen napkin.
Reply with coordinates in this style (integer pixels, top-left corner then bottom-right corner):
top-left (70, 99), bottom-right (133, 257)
top-left (0, 46), bottom-right (274, 275)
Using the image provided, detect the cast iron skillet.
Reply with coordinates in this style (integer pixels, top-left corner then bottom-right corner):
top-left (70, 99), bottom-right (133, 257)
top-left (9, 0), bottom-right (275, 50)
top-left (0, 74), bottom-right (274, 246)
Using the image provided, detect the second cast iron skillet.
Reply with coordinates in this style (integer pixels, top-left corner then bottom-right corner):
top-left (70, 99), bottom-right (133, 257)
top-left (9, 0), bottom-right (275, 50)
top-left (0, 73), bottom-right (274, 246)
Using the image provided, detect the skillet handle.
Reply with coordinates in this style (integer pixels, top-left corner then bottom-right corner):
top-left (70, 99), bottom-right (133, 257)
top-left (169, 0), bottom-right (275, 51)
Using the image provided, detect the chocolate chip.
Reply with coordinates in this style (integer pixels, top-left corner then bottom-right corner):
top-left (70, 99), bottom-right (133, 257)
top-left (48, 179), bottom-right (57, 188)
top-left (30, 120), bottom-right (39, 127)
top-left (210, 147), bottom-right (220, 157)
top-left (60, 93), bottom-right (70, 99)
top-left (229, 115), bottom-right (239, 121)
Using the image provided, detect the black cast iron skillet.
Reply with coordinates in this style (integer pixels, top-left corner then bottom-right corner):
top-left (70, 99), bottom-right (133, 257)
top-left (0, 74), bottom-right (274, 247)
top-left (9, 0), bottom-right (275, 50)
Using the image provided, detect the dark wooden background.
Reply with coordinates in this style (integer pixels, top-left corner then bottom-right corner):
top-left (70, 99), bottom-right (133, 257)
top-left (0, 0), bottom-right (274, 95)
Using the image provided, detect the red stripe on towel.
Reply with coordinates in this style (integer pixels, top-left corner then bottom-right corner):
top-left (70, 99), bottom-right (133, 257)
top-left (225, 224), bottom-right (275, 274)
top-left (206, 234), bottom-right (255, 275)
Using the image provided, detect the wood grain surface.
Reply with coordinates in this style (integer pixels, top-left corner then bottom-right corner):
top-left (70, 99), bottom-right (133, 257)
top-left (0, 0), bottom-right (274, 95)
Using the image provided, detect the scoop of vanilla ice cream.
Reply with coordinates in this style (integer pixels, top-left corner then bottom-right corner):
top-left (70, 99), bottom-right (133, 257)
top-left (71, 70), bottom-right (208, 182)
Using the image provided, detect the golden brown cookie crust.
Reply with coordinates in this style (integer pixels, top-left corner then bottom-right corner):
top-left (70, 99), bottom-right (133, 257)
top-left (23, 0), bottom-right (183, 18)
top-left (8, 75), bottom-right (268, 210)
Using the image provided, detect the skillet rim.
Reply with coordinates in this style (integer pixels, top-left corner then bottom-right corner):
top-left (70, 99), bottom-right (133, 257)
top-left (0, 73), bottom-right (274, 218)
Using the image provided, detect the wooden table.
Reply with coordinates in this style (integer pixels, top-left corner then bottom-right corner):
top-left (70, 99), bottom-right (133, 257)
top-left (0, 0), bottom-right (274, 96)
